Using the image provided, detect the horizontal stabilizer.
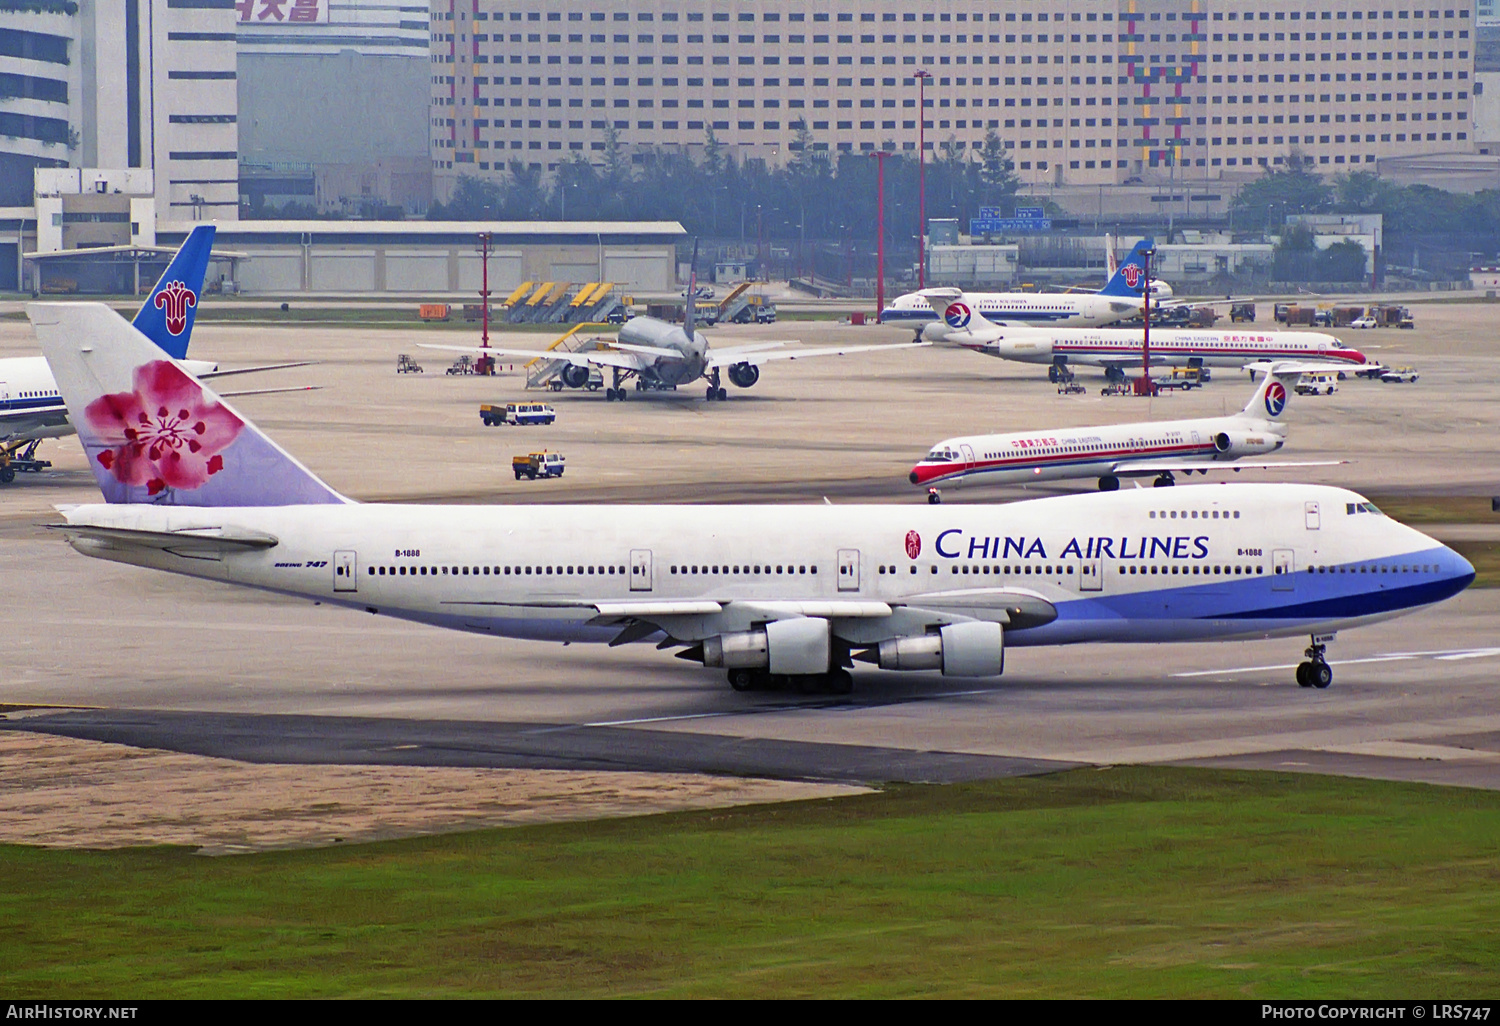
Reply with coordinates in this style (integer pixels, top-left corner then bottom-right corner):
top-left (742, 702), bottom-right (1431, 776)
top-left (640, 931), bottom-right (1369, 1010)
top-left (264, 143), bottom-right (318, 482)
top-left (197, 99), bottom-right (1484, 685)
top-left (218, 385), bottom-right (322, 399)
top-left (50, 522), bottom-right (279, 553)
top-left (200, 361), bottom-right (317, 380)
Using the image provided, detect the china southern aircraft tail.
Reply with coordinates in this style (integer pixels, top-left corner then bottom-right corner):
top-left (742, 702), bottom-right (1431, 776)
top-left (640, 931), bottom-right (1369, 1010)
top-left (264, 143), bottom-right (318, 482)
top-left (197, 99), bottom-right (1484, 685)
top-left (28, 302), bottom-right (347, 507)
top-left (1096, 238), bottom-right (1154, 299)
top-left (130, 225), bottom-right (215, 360)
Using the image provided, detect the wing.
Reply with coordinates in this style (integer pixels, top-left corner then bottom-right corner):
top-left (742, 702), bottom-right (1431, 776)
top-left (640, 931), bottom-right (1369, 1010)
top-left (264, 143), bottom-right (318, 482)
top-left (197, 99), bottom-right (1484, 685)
top-left (706, 340), bottom-right (928, 369)
top-left (706, 341), bottom-right (792, 361)
top-left (199, 361), bottom-right (316, 380)
top-left (1115, 459), bottom-right (1349, 477)
top-left (417, 343), bottom-right (649, 373)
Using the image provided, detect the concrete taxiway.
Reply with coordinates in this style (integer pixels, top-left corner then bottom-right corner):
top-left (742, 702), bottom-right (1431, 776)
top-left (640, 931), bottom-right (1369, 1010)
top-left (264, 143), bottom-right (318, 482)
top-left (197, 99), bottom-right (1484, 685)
top-left (2, 301), bottom-right (1498, 832)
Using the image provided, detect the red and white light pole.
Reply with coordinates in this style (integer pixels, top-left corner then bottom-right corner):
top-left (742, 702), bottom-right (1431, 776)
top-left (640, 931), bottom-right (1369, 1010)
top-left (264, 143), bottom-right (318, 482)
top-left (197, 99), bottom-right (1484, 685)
top-left (476, 231), bottom-right (494, 376)
top-left (913, 69), bottom-right (931, 289)
top-left (871, 150), bottom-right (893, 323)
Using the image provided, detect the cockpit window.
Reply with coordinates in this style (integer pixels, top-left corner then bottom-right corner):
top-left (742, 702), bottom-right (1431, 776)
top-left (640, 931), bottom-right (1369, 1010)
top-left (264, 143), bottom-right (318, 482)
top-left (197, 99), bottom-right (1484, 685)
top-left (926, 448), bottom-right (955, 462)
top-left (1346, 501), bottom-right (1383, 515)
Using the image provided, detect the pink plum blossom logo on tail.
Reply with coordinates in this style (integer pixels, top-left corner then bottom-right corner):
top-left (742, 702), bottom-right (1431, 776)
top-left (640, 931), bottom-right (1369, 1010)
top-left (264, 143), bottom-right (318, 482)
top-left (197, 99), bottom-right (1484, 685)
top-left (153, 280), bottom-right (196, 336)
top-left (84, 360), bottom-right (244, 497)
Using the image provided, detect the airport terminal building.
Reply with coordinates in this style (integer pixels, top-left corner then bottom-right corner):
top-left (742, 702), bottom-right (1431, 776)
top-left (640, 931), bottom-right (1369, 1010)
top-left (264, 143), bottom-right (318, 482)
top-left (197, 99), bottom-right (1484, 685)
top-left (431, 0), bottom-right (1476, 198)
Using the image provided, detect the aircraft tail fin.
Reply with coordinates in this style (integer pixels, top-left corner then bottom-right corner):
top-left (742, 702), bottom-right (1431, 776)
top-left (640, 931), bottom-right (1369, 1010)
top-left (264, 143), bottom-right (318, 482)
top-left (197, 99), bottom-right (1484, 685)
top-left (1238, 362), bottom-right (1306, 422)
top-left (917, 288), bottom-right (999, 336)
top-left (131, 225), bottom-right (215, 360)
top-left (683, 238), bottom-right (698, 337)
top-left (29, 302), bottom-right (348, 507)
top-left (1098, 237), bottom-right (1153, 298)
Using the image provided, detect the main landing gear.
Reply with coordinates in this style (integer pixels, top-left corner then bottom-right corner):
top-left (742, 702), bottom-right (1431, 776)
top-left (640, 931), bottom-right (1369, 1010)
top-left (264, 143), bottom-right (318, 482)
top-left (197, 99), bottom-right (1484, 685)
top-left (705, 367), bottom-right (728, 401)
top-left (727, 668), bottom-right (855, 695)
top-left (1152, 472), bottom-right (1176, 488)
top-left (1296, 636), bottom-right (1333, 689)
top-left (605, 367), bottom-right (629, 401)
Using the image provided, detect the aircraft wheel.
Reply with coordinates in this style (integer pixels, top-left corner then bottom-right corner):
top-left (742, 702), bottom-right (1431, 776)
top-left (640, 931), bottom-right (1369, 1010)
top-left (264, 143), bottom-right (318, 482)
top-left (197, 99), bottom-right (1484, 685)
top-left (1098, 475), bottom-right (1120, 492)
top-left (728, 668), bottom-right (757, 692)
top-left (706, 386), bottom-right (717, 401)
top-left (927, 489), bottom-right (942, 505)
top-left (0, 465), bottom-right (13, 485)
top-left (1296, 662), bottom-right (1314, 688)
top-left (826, 669), bottom-right (854, 695)
top-left (717, 388), bottom-right (728, 401)
top-left (1312, 662), bottom-right (1333, 689)
top-left (1153, 474), bottom-right (1175, 488)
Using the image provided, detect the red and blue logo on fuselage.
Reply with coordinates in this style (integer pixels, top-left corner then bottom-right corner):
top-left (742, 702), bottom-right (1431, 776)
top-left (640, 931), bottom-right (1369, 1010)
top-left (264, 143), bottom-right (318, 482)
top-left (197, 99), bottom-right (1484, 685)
top-left (944, 302), bottom-right (972, 329)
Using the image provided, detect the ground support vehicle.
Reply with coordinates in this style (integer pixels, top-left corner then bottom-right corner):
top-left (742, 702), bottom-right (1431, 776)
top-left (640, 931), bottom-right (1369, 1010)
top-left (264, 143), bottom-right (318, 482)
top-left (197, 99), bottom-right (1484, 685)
top-left (1381, 366), bottom-right (1420, 383)
top-left (482, 402), bottom-right (556, 426)
top-left (1350, 316), bottom-right (1378, 329)
top-left (1295, 372), bottom-right (1339, 396)
top-left (1354, 363), bottom-right (1388, 380)
top-left (447, 355), bottom-right (475, 376)
top-left (1057, 381), bottom-right (1086, 395)
top-left (1230, 302), bottom-right (1256, 322)
top-left (512, 451), bottom-right (566, 480)
top-left (0, 439), bottom-right (51, 484)
top-left (397, 354), bottom-right (423, 374)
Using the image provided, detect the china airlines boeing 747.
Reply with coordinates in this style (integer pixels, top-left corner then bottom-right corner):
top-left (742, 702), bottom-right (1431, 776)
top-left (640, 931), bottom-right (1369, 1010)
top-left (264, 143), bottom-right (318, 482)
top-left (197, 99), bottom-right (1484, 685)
top-left (32, 303), bottom-right (1471, 693)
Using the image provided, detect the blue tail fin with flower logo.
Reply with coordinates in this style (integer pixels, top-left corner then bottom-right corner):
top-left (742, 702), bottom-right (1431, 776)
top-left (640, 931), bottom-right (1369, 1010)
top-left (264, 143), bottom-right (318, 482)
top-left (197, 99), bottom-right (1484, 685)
top-left (130, 225), bottom-right (215, 361)
top-left (28, 302), bottom-right (348, 507)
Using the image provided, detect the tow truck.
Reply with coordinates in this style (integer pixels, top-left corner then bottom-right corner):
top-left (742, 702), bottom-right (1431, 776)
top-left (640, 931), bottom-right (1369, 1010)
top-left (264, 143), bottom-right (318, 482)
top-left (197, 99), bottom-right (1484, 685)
top-left (512, 450), bottom-right (566, 480)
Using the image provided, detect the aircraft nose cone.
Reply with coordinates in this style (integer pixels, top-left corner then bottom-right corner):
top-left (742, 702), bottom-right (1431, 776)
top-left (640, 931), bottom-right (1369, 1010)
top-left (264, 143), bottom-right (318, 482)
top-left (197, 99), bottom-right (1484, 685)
top-left (909, 470), bottom-right (920, 484)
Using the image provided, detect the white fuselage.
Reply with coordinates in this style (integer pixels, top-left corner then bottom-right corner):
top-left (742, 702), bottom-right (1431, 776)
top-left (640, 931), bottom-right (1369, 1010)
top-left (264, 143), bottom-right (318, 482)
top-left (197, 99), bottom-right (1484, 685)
top-left (883, 291), bottom-right (1140, 329)
top-left (910, 413), bottom-right (1285, 489)
top-left (60, 484), bottom-right (1472, 652)
top-left (618, 316), bottom-right (708, 386)
top-left (926, 324), bottom-right (1367, 371)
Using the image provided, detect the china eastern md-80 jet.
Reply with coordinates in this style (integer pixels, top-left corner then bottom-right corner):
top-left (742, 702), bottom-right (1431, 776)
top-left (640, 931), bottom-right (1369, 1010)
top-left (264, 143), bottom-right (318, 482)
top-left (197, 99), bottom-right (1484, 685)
top-left (880, 239), bottom-right (1156, 330)
top-left (910, 363), bottom-right (1342, 496)
top-left (31, 302), bottom-right (1472, 693)
top-left (920, 293), bottom-right (1368, 382)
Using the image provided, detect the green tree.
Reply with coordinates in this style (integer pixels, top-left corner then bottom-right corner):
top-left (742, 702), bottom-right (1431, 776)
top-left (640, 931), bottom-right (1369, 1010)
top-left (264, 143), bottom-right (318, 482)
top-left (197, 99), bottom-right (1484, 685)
top-left (1231, 156), bottom-right (1332, 229)
top-left (977, 130), bottom-right (1019, 205)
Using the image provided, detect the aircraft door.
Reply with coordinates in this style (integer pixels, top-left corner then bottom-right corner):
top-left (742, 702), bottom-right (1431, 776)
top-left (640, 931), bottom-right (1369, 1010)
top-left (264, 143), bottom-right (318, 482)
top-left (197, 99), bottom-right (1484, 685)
top-left (1272, 549), bottom-right (1295, 591)
top-left (959, 443), bottom-right (976, 469)
top-left (1304, 502), bottom-right (1321, 530)
top-left (837, 548), bottom-right (861, 592)
top-left (1080, 558), bottom-right (1103, 592)
top-left (333, 550), bottom-right (358, 593)
top-left (630, 549), bottom-right (653, 592)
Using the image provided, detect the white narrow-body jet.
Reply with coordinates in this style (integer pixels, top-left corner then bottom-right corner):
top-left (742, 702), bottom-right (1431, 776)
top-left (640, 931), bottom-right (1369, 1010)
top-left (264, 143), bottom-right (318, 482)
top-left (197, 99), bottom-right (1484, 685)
top-left (911, 363), bottom-right (1344, 495)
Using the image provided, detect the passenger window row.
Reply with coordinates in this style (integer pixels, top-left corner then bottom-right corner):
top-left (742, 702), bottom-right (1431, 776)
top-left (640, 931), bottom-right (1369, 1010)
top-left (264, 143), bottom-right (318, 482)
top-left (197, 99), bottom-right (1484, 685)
top-left (951, 564), bottom-right (1071, 576)
top-left (370, 565), bottom-right (625, 577)
top-left (1123, 564), bottom-right (1262, 576)
top-left (1150, 509), bottom-right (1241, 519)
top-left (1314, 563), bottom-right (1437, 574)
top-left (670, 563), bottom-right (816, 575)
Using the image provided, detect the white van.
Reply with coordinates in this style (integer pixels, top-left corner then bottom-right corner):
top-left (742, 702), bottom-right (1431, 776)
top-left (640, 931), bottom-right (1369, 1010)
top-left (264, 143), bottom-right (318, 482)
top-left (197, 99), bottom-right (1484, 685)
top-left (1295, 372), bottom-right (1339, 396)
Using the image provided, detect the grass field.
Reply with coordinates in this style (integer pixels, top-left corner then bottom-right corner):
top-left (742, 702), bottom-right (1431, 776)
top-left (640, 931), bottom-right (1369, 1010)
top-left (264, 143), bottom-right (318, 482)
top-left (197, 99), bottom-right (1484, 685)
top-left (2, 767), bottom-right (1498, 998)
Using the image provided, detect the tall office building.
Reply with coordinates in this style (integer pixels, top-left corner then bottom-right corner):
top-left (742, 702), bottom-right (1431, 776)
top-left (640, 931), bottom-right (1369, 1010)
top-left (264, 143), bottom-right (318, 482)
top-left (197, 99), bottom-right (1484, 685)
top-left (237, 0), bottom-right (431, 214)
top-left (0, 0), bottom-right (238, 220)
top-left (430, 0), bottom-right (1475, 200)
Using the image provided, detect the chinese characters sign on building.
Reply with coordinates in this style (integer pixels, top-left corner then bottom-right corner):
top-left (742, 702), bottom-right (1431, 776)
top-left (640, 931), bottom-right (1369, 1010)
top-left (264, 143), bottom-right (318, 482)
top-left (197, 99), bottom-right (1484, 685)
top-left (236, 0), bottom-right (329, 24)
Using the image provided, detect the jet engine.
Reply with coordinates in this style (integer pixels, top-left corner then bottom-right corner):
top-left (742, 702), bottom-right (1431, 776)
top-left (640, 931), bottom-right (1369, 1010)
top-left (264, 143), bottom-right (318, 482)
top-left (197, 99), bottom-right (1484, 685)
top-left (561, 363), bottom-right (592, 389)
top-left (701, 617), bottom-right (830, 675)
top-left (727, 362), bottom-right (760, 388)
top-left (869, 622), bottom-right (1004, 677)
top-left (1213, 431), bottom-right (1275, 457)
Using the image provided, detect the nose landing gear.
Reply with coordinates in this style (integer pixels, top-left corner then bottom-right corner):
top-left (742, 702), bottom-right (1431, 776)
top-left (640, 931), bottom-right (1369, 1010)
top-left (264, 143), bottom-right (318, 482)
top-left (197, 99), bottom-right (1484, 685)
top-left (927, 487), bottom-right (942, 505)
top-left (1296, 636), bottom-right (1333, 689)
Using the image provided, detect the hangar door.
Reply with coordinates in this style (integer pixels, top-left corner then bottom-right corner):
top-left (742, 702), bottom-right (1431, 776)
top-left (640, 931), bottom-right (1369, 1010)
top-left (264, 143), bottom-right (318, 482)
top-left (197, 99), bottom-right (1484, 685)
top-left (550, 262), bottom-right (599, 284)
top-left (309, 251), bottom-right (377, 292)
top-left (384, 250), bottom-right (450, 292)
top-left (456, 251), bottom-right (521, 292)
top-left (237, 248), bottom-right (303, 293)
top-left (604, 250), bottom-right (669, 291)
